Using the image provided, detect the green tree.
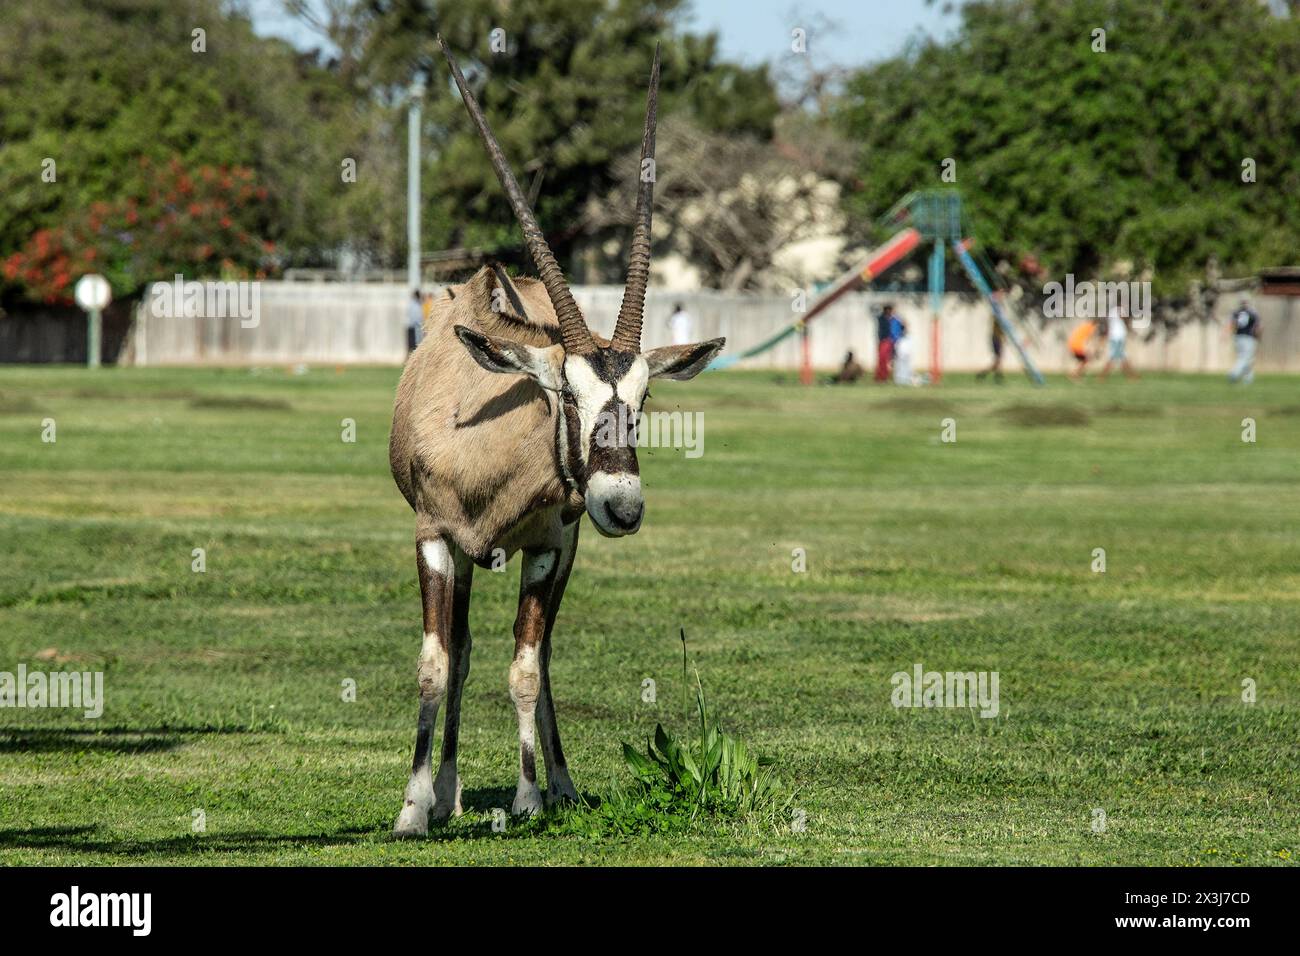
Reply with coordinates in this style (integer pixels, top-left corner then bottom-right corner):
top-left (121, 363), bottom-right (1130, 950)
top-left (296, 0), bottom-right (781, 271)
top-left (837, 0), bottom-right (1300, 295)
top-left (0, 0), bottom-right (365, 299)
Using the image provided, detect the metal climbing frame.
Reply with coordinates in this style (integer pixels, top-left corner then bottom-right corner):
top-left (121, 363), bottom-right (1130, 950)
top-left (894, 190), bottom-right (1044, 386)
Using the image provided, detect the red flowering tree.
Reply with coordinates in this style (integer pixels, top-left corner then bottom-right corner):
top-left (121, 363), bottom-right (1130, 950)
top-left (2, 157), bottom-right (278, 305)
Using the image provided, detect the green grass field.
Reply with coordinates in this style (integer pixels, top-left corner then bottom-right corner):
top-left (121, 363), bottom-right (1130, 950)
top-left (0, 364), bottom-right (1296, 866)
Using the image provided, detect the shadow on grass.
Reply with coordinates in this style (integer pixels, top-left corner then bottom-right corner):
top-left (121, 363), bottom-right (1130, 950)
top-left (418, 785), bottom-right (615, 842)
top-left (0, 723), bottom-right (271, 754)
top-left (0, 786), bottom-right (609, 857)
top-left (0, 824), bottom-right (379, 855)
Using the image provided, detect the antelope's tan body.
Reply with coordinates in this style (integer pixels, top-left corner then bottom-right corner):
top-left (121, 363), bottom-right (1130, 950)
top-left (390, 268), bottom-right (585, 562)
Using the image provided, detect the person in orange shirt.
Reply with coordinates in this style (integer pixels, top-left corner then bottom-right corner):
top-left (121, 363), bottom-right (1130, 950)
top-left (1067, 318), bottom-right (1099, 380)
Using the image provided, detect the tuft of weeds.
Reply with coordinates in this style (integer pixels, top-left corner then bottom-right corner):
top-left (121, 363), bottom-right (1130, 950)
top-left (524, 634), bottom-right (785, 838)
top-left (619, 675), bottom-right (780, 820)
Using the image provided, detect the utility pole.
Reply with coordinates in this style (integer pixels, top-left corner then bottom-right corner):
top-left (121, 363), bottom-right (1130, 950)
top-left (407, 78), bottom-right (425, 294)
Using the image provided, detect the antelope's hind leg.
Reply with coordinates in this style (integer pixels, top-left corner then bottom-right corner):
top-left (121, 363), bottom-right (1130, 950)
top-left (393, 534), bottom-right (459, 838)
top-left (431, 545), bottom-right (473, 821)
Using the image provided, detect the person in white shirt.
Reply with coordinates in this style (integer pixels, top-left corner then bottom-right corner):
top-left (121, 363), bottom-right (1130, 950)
top-left (668, 302), bottom-right (693, 346)
top-left (892, 320), bottom-right (916, 385)
top-left (1098, 306), bottom-right (1137, 380)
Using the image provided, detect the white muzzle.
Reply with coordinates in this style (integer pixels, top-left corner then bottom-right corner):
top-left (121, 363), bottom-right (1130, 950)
top-left (585, 472), bottom-right (644, 536)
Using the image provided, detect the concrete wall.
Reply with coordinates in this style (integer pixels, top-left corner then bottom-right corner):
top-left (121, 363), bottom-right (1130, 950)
top-left (117, 280), bottom-right (1300, 373)
top-left (122, 282), bottom-right (409, 366)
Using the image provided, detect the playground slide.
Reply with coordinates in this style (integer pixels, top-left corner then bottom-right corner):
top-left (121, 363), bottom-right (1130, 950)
top-left (707, 227), bottom-right (922, 370)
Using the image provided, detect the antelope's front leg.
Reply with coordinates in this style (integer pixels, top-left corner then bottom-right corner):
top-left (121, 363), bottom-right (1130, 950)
top-left (537, 521), bottom-right (579, 805)
top-left (510, 546), bottom-right (560, 815)
top-left (394, 535), bottom-right (456, 838)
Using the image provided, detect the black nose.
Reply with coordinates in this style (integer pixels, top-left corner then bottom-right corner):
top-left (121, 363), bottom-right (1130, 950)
top-left (604, 499), bottom-right (643, 531)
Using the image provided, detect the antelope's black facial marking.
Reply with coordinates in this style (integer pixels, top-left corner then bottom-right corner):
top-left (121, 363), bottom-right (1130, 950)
top-left (584, 348), bottom-right (638, 383)
top-left (553, 388), bottom-right (585, 493)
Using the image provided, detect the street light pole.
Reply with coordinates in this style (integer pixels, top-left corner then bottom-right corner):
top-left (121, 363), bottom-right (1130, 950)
top-left (407, 78), bottom-right (425, 295)
top-left (87, 308), bottom-right (102, 369)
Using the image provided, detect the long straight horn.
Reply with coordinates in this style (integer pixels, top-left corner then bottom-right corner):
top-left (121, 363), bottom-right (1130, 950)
top-left (437, 35), bottom-right (595, 355)
top-left (610, 43), bottom-right (661, 353)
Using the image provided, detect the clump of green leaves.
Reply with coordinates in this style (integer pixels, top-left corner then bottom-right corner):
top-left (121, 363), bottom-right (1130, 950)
top-left (527, 673), bottom-right (783, 839)
top-left (522, 633), bottom-right (784, 838)
top-left (620, 675), bottom-right (779, 820)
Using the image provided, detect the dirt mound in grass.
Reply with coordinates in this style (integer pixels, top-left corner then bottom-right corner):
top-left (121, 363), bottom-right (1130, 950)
top-left (189, 395), bottom-right (292, 411)
top-left (999, 403), bottom-right (1091, 427)
top-left (0, 393), bottom-right (40, 414)
top-left (1095, 403), bottom-right (1164, 417)
top-left (875, 395), bottom-right (958, 415)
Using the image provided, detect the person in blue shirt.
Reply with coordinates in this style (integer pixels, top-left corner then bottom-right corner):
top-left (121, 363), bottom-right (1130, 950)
top-left (888, 310), bottom-right (905, 345)
top-left (874, 303), bottom-right (897, 382)
top-left (1228, 298), bottom-right (1261, 384)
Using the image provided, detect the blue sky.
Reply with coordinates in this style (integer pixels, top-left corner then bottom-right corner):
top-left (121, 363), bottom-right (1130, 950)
top-left (685, 0), bottom-right (958, 67)
top-left (248, 0), bottom-right (959, 69)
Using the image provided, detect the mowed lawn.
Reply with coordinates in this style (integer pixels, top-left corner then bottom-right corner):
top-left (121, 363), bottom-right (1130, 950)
top-left (0, 363), bottom-right (1296, 866)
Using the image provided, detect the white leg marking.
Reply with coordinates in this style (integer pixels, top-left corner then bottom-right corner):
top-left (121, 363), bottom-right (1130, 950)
top-left (394, 626), bottom-right (450, 838)
top-left (510, 643), bottom-right (543, 816)
top-left (420, 538), bottom-right (454, 577)
top-left (417, 630), bottom-right (449, 700)
top-left (395, 767), bottom-right (434, 837)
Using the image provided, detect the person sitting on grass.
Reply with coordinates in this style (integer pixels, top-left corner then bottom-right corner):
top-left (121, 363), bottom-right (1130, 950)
top-left (829, 350), bottom-right (865, 384)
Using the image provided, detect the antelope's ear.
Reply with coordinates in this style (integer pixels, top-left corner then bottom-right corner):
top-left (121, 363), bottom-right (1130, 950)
top-left (454, 326), bottom-right (564, 390)
top-left (643, 338), bottom-right (725, 381)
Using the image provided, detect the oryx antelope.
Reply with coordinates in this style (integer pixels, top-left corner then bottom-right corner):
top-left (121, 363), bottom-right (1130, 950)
top-left (389, 37), bottom-right (724, 836)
